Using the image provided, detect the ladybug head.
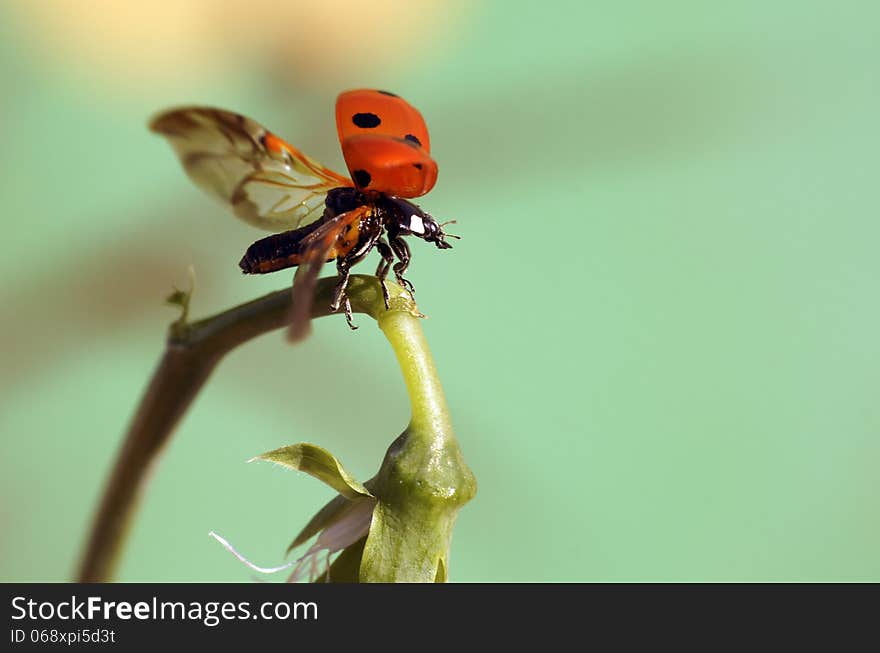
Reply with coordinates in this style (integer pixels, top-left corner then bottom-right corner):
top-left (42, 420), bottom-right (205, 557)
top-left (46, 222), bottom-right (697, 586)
top-left (382, 196), bottom-right (459, 248)
top-left (422, 216), bottom-right (459, 249)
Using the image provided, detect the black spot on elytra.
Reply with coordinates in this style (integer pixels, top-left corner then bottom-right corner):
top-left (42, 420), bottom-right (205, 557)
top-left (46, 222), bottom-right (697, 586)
top-left (404, 134), bottom-right (422, 147)
top-left (413, 163), bottom-right (423, 170)
top-left (352, 112), bottom-right (381, 128)
top-left (352, 169), bottom-right (372, 188)
top-left (377, 90), bottom-right (398, 97)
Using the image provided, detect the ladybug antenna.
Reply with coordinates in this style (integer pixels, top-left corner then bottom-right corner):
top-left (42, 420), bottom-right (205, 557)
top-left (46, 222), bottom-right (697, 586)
top-left (439, 219), bottom-right (461, 240)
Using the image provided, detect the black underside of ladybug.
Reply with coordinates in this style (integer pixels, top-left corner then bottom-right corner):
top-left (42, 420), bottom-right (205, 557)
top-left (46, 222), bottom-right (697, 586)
top-left (238, 187), bottom-right (454, 330)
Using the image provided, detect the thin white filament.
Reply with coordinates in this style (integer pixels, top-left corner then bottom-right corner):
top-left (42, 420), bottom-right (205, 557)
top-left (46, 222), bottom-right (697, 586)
top-left (208, 531), bottom-right (295, 574)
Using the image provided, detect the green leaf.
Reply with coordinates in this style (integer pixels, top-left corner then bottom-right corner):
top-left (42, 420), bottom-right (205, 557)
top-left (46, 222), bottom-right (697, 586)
top-left (359, 501), bottom-right (452, 582)
top-left (312, 536), bottom-right (367, 583)
top-left (435, 557), bottom-right (447, 583)
top-left (251, 443), bottom-right (372, 500)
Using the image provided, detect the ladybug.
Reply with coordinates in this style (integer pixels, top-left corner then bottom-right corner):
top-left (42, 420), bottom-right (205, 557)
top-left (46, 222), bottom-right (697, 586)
top-left (150, 89), bottom-right (456, 340)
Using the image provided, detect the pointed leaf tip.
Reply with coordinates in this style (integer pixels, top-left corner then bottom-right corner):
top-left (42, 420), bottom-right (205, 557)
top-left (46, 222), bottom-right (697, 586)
top-left (253, 443), bottom-right (372, 500)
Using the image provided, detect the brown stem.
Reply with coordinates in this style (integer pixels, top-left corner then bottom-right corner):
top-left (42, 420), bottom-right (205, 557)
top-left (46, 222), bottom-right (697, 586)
top-left (76, 276), bottom-right (395, 582)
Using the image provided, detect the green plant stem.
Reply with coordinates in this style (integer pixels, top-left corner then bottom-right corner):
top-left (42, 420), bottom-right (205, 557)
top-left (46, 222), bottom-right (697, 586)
top-left (378, 310), bottom-right (454, 443)
top-left (355, 309), bottom-right (476, 582)
top-left (76, 275), bottom-right (422, 582)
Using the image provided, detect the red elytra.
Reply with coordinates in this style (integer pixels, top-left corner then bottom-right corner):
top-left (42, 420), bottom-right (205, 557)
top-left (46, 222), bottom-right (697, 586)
top-left (335, 89), bottom-right (437, 198)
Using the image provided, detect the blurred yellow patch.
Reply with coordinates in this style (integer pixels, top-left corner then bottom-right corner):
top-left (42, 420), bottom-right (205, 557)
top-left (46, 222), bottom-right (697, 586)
top-left (8, 0), bottom-right (467, 90)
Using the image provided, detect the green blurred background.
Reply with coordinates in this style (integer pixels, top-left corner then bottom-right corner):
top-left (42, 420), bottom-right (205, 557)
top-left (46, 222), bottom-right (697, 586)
top-left (1, 0), bottom-right (878, 582)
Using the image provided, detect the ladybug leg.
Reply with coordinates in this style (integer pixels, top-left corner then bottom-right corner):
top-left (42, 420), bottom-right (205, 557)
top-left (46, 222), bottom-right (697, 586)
top-left (389, 236), bottom-right (415, 297)
top-left (375, 237), bottom-right (394, 309)
top-left (330, 219), bottom-right (383, 329)
top-left (331, 258), bottom-right (358, 330)
top-left (342, 296), bottom-right (356, 331)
